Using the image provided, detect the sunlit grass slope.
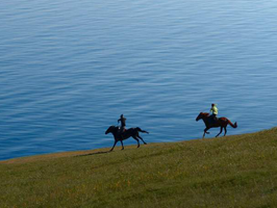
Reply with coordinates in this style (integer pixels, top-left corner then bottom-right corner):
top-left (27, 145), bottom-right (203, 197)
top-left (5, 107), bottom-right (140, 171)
top-left (1, 128), bottom-right (277, 208)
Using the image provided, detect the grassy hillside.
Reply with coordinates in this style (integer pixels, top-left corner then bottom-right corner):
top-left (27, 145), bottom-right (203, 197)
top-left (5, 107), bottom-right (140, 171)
top-left (1, 128), bottom-right (277, 208)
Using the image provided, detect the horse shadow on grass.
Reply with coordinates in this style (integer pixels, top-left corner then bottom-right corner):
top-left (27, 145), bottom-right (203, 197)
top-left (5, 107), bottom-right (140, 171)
top-left (74, 151), bottom-right (111, 157)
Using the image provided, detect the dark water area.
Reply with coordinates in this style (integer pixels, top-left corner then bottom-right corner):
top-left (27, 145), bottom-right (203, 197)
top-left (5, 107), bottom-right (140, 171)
top-left (1, 0), bottom-right (277, 160)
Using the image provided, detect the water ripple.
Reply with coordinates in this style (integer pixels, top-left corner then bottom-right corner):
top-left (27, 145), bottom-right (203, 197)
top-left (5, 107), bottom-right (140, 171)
top-left (1, 0), bottom-right (277, 160)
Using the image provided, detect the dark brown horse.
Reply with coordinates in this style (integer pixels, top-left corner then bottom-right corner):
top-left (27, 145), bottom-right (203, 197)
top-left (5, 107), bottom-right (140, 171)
top-left (196, 112), bottom-right (237, 138)
top-left (105, 126), bottom-right (149, 151)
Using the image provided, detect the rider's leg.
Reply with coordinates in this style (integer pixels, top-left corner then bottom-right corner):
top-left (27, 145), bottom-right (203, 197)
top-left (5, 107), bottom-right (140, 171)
top-left (119, 126), bottom-right (124, 139)
top-left (212, 114), bottom-right (218, 123)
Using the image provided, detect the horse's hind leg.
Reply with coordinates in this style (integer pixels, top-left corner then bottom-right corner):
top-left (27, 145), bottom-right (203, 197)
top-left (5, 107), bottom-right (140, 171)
top-left (216, 127), bottom-right (223, 137)
top-left (137, 134), bottom-right (147, 144)
top-left (110, 140), bottom-right (118, 151)
top-left (132, 136), bottom-right (140, 148)
top-left (120, 140), bottom-right (124, 150)
top-left (224, 127), bottom-right (227, 136)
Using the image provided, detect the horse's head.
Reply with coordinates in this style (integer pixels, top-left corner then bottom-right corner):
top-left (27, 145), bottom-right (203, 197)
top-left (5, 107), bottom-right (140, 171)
top-left (196, 112), bottom-right (209, 121)
top-left (105, 126), bottom-right (117, 135)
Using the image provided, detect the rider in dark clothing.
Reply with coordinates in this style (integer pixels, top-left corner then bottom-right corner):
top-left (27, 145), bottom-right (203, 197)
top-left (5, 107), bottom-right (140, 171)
top-left (117, 114), bottom-right (126, 138)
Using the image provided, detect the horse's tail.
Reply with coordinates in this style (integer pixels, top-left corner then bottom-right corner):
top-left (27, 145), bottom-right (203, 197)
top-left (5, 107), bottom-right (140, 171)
top-left (227, 119), bottom-right (238, 128)
top-left (136, 127), bottom-right (149, 134)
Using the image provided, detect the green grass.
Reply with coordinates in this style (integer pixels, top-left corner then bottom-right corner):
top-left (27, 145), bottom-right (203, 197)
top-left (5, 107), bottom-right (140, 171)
top-left (1, 128), bottom-right (277, 208)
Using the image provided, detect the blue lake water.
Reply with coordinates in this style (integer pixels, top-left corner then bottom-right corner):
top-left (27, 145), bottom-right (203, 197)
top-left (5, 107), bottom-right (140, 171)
top-left (1, 0), bottom-right (277, 161)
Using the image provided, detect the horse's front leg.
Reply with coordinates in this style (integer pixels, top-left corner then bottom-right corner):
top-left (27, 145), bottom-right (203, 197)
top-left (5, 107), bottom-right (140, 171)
top-left (216, 127), bottom-right (223, 137)
top-left (132, 136), bottom-right (140, 148)
top-left (203, 127), bottom-right (210, 139)
top-left (110, 140), bottom-right (118, 151)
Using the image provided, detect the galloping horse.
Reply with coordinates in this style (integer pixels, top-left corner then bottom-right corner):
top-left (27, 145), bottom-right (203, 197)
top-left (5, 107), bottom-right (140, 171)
top-left (196, 112), bottom-right (237, 138)
top-left (105, 126), bottom-right (149, 151)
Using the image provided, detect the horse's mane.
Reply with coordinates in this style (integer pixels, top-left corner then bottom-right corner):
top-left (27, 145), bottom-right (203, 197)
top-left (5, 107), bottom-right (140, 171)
top-left (108, 125), bottom-right (119, 131)
top-left (201, 112), bottom-right (210, 117)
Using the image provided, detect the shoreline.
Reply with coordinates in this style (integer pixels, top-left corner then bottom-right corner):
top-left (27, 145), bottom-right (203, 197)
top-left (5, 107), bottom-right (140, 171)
top-left (0, 127), bottom-right (272, 164)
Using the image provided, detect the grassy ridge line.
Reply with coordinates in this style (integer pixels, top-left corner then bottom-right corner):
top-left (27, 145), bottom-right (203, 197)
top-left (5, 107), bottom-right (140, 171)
top-left (1, 128), bottom-right (277, 208)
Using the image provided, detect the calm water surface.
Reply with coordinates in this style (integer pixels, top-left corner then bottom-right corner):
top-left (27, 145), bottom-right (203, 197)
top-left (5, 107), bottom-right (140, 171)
top-left (1, 0), bottom-right (277, 160)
